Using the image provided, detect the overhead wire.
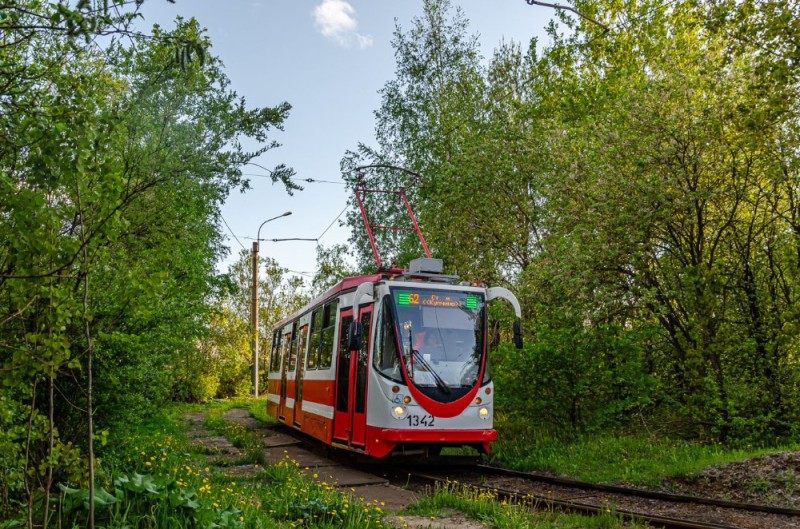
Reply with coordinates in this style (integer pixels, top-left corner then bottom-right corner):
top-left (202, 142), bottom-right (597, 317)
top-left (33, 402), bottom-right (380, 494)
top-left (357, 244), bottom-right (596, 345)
top-left (220, 213), bottom-right (246, 250)
top-left (241, 172), bottom-right (346, 186)
top-left (317, 203), bottom-right (349, 241)
top-left (220, 173), bottom-right (352, 276)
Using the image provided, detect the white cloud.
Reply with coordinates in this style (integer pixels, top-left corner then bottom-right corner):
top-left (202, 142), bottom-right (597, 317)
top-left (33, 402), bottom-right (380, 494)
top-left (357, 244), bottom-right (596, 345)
top-left (313, 0), bottom-right (373, 49)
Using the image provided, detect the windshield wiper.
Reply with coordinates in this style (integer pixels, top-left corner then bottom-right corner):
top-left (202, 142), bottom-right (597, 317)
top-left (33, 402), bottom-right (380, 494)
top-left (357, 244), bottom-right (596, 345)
top-left (403, 323), bottom-right (450, 394)
top-left (411, 349), bottom-right (451, 394)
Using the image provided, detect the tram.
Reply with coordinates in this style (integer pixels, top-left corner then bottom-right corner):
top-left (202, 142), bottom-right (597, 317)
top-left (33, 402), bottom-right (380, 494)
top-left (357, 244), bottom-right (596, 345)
top-left (265, 257), bottom-right (522, 458)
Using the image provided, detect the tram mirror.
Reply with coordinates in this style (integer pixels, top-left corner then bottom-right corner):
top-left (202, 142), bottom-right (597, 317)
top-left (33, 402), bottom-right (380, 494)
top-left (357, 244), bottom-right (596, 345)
top-left (348, 321), bottom-right (363, 351)
top-left (513, 320), bottom-right (523, 349)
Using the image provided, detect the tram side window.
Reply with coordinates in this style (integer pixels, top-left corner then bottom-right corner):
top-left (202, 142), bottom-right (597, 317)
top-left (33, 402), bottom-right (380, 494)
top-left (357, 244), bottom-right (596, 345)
top-left (281, 327), bottom-right (294, 368)
top-left (269, 331), bottom-right (281, 372)
top-left (307, 308), bottom-right (322, 370)
top-left (296, 324), bottom-right (309, 371)
top-left (319, 299), bottom-right (338, 369)
top-left (374, 299), bottom-right (403, 382)
top-left (287, 322), bottom-right (298, 372)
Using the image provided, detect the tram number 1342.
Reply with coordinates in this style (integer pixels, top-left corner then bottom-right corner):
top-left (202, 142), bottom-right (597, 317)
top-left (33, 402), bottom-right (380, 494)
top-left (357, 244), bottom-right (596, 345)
top-left (406, 414), bottom-right (435, 427)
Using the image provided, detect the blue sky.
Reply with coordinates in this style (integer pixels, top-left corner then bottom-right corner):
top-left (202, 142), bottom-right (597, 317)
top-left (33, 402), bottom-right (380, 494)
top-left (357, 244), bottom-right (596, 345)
top-left (140, 1), bottom-right (553, 278)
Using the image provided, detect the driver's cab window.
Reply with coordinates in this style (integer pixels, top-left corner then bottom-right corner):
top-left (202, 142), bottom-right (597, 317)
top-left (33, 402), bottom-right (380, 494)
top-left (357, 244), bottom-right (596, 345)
top-left (373, 298), bottom-right (402, 382)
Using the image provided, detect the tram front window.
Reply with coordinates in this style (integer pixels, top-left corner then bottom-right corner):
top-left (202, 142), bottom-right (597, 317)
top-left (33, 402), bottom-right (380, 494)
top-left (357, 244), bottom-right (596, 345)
top-left (391, 288), bottom-right (486, 403)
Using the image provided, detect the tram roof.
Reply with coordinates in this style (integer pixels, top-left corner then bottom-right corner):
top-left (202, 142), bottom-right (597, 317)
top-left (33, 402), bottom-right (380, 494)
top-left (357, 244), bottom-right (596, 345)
top-left (271, 270), bottom-right (393, 331)
top-left (271, 263), bottom-right (470, 330)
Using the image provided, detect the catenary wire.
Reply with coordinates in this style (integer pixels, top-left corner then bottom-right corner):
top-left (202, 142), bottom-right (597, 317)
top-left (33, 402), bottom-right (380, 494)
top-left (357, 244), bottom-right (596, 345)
top-left (220, 213), bottom-right (246, 250)
top-left (317, 204), bottom-right (349, 241)
top-left (241, 173), bottom-right (346, 185)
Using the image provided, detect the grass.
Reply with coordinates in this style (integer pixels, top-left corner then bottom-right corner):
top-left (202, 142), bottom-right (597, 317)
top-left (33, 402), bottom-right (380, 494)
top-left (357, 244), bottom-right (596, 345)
top-left (44, 396), bottom-right (799, 528)
top-left (202, 398), bottom-right (270, 465)
top-left (49, 397), bottom-right (388, 529)
top-left (491, 413), bottom-right (800, 487)
top-left (405, 480), bottom-right (646, 529)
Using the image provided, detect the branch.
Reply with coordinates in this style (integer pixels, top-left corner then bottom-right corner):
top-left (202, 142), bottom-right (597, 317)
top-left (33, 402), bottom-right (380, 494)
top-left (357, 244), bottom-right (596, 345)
top-left (525, 0), bottom-right (609, 31)
top-left (353, 164), bottom-right (425, 189)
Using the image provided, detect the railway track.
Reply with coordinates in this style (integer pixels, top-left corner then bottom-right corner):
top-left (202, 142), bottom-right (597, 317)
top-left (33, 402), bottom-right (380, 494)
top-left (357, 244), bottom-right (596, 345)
top-left (399, 465), bottom-right (800, 529)
top-left (264, 423), bottom-right (799, 528)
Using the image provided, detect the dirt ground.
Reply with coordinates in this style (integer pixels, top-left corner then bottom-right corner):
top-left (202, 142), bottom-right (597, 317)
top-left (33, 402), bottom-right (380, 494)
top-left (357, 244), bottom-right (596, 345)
top-left (659, 451), bottom-right (800, 508)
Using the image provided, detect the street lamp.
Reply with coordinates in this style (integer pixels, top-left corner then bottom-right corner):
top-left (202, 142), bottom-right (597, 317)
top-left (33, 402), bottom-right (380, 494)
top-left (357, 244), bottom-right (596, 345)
top-left (251, 211), bottom-right (292, 397)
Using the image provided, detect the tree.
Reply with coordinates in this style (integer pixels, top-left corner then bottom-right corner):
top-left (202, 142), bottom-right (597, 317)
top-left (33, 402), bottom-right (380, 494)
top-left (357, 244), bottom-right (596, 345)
top-left (341, 0), bottom-right (484, 271)
top-left (215, 249), bottom-right (310, 397)
top-left (527, 0), bottom-right (800, 440)
top-left (312, 244), bottom-right (356, 296)
top-left (345, 0), bottom-right (800, 442)
top-left (0, 7), bottom-right (296, 522)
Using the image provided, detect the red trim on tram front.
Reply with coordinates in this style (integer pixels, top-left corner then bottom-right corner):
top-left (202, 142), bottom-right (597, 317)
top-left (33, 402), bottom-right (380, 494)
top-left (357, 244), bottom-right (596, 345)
top-left (364, 426), bottom-right (496, 458)
top-left (404, 382), bottom-right (481, 418)
top-left (376, 427), bottom-right (496, 443)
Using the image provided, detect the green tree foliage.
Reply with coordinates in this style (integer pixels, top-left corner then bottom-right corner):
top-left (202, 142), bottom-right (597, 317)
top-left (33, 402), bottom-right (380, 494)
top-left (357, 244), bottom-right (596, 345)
top-left (341, 0), bottom-right (484, 271)
top-left (347, 0), bottom-right (800, 443)
top-left (0, 3), bottom-right (295, 521)
top-left (212, 250), bottom-right (310, 398)
top-left (311, 244), bottom-right (356, 296)
top-left (176, 267), bottom-right (310, 404)
top-left (532, 0), bottom-right (800, 441)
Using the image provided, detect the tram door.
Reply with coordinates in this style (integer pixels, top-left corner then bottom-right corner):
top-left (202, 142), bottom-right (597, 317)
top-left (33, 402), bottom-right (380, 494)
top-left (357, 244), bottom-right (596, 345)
top-left (333, 307), bottom-right (372, 447)
top-left (293, 324), bottom-right (309, 428)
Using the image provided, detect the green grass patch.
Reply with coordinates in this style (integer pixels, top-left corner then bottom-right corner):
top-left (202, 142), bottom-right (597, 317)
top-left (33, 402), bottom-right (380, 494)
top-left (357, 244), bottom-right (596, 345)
top-left (406, 480), bottom-right (645, 529)
top-left (48, 399), bottom-right (389, 529)
top-left (247, 397), bottom-right (276, 425)
top-left (202, 400), bottom-right (266, 466)
top-left (491, 413), bottom-right (800, 486)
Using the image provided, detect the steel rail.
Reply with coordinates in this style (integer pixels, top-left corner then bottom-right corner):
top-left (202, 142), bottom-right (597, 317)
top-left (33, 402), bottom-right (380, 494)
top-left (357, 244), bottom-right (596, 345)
top-left (475, 464), bottom-right (800, 517)
top-left (408, 471), bottom-right (756, 529)
top-left (260, 425), bottom-right (797, 528)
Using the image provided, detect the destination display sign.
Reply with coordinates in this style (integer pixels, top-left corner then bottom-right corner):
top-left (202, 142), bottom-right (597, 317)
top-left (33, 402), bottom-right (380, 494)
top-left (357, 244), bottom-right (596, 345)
top-left (396, 291), bottom-right (480, 310)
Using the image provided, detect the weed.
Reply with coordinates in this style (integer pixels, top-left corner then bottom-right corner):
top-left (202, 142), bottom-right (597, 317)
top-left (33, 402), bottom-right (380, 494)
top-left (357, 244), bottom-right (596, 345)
top-left (746, 475), bottom-right (771, 494)
top-left (57, 472), bottom-right (242, 528)
top-left (777, 469), bottom-right (797, 495)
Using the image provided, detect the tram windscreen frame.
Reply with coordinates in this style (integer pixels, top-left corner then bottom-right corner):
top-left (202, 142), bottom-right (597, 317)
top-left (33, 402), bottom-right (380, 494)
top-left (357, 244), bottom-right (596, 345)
top-left (389, 287), bottom-right (486, 403)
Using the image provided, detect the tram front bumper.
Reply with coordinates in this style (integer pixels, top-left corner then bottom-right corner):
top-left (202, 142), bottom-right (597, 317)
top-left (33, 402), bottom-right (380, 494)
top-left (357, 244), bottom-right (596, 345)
top-left (377, 428), bottom-right (497, 443)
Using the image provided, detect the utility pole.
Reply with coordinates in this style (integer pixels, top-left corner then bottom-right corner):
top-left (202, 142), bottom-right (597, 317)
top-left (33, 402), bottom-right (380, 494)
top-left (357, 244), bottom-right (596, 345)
top-left (251, 241), bottom-right (259, 396)
top-left (251, 211), bottom-right (292, 397)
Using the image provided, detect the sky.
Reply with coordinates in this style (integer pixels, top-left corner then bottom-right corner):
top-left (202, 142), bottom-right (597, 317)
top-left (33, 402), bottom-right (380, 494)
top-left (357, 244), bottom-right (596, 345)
top-left (140, 1), bottom-right (555, 280)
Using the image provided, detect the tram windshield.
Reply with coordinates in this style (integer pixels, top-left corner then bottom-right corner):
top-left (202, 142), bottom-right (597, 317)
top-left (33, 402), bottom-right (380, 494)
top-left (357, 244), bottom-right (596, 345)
top-left (381, 287), bottom-right (486, 402)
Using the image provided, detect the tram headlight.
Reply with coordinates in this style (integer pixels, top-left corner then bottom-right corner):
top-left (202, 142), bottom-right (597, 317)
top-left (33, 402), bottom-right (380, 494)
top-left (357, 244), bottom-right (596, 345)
top-left (392, 405), bottom-right (407, 419)
top-left (478, 407), bottom-right (489, 420)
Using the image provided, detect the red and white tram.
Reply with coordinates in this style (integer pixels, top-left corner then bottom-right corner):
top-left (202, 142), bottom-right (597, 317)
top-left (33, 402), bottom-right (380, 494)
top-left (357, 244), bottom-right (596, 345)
top-left (265, 257), bottom-right (522, 458)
